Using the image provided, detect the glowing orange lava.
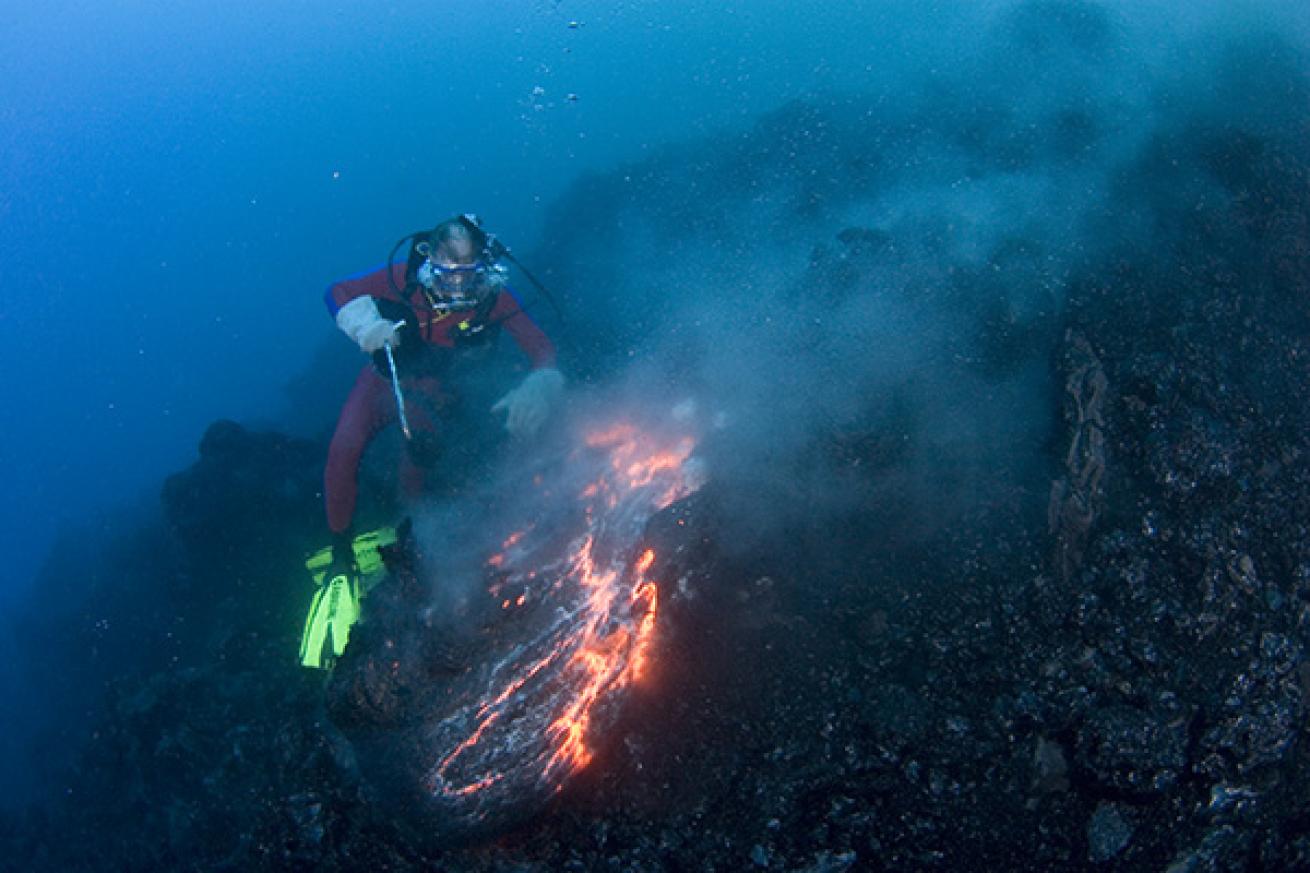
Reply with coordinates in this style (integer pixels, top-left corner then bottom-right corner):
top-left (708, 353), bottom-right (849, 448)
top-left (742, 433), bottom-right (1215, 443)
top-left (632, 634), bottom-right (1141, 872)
top-left (428, 419), bottom-right (701, 801)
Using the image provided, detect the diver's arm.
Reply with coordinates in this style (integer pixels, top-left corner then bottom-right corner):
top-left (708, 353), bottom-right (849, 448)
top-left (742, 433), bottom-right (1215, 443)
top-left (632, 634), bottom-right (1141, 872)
top-left (491, 288), bottom-right (557, 369)
top-left (324, 264), bottom-right (409, 354)
top-left (335, 297), bottom-right (404, 354)
top-left (489, 288), bottom-right (563, 437)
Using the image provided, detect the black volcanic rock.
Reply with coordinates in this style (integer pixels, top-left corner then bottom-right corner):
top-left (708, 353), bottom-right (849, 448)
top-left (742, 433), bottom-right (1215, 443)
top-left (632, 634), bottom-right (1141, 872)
top-left (162, 419), bottom-right (322, 569)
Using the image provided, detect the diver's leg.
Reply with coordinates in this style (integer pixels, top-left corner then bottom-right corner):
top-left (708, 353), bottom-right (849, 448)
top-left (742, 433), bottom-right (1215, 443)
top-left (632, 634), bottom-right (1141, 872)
top-left (325, 367), bottom-right (393, 534)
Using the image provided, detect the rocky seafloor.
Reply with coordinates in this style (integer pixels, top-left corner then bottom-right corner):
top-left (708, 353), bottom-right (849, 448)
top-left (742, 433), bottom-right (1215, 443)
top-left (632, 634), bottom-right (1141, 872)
top-left (6, 215), bottom-right (1310, 870)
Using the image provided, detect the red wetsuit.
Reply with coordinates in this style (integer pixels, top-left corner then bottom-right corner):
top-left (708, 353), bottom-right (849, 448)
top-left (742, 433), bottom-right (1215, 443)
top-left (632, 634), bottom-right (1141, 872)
top-left (323, 263), bottom-right (556, 534)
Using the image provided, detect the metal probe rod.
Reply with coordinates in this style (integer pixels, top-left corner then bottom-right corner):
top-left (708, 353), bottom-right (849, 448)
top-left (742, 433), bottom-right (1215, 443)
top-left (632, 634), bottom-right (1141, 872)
top-left (384, 321), bottom-right (411, 440)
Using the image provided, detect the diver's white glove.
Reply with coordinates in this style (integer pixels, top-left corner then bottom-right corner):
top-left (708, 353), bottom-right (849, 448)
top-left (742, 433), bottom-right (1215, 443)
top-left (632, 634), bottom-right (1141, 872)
top-left (491, 368), bottom-right (564, 438)
top-left (336, 296), bottom-right (403, 354)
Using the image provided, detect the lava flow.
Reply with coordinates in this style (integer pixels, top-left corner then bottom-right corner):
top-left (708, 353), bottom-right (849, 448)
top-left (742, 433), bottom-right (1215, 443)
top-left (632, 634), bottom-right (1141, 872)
top-left (420, 417), bottom-right (702, 826)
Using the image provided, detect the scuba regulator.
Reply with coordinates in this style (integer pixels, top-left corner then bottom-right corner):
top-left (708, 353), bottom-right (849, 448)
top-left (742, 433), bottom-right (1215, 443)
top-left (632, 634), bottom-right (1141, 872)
top-left (386, 214), bottom-right (504, 310)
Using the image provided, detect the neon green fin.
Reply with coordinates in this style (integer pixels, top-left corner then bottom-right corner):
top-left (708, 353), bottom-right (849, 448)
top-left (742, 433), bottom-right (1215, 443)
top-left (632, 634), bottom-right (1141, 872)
top-left (303, 526), bottom-right (397, 591)
top-left (298, 527), bottom-right (396, 669)
top-left (298, 571), bottom-right (361, 669)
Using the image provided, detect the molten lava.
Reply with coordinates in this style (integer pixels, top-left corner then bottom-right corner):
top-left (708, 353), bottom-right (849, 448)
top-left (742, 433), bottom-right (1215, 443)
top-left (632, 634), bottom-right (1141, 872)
top-left (422, 418), bottom-right (702, 814)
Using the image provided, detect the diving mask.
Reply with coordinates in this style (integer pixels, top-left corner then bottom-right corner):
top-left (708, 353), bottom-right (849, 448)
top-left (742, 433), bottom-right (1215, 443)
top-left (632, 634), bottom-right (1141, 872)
top-left (414, 243), bottom-right (491, 309)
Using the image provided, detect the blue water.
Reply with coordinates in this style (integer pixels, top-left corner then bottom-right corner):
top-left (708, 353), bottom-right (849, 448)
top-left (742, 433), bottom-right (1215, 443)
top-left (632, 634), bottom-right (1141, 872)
top-left (0, 0), bottom-right (932, 598)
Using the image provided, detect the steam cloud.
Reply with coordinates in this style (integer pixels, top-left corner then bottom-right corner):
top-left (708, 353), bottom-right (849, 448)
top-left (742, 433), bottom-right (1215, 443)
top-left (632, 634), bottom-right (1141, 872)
top-left (523, 0), bottom-right (1309, 549)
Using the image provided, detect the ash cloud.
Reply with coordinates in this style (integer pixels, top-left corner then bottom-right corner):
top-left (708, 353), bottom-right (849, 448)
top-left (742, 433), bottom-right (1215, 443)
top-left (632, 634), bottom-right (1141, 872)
top-left (527, 0), bottom-right (1309, 550)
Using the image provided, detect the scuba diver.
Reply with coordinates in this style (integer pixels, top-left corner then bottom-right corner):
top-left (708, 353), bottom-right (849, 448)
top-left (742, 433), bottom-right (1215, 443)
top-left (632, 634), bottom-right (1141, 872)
top-left (299, 215), bottom-right (563, 668)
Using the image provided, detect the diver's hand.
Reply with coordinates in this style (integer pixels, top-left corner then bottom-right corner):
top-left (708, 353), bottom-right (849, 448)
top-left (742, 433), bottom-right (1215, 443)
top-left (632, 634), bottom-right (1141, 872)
top-left (359, 320), bottom-right (403, 354)
top-left (491, 368), bottom-right (564, 438)
top-left (336, 296), bottom-right (403, 354)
